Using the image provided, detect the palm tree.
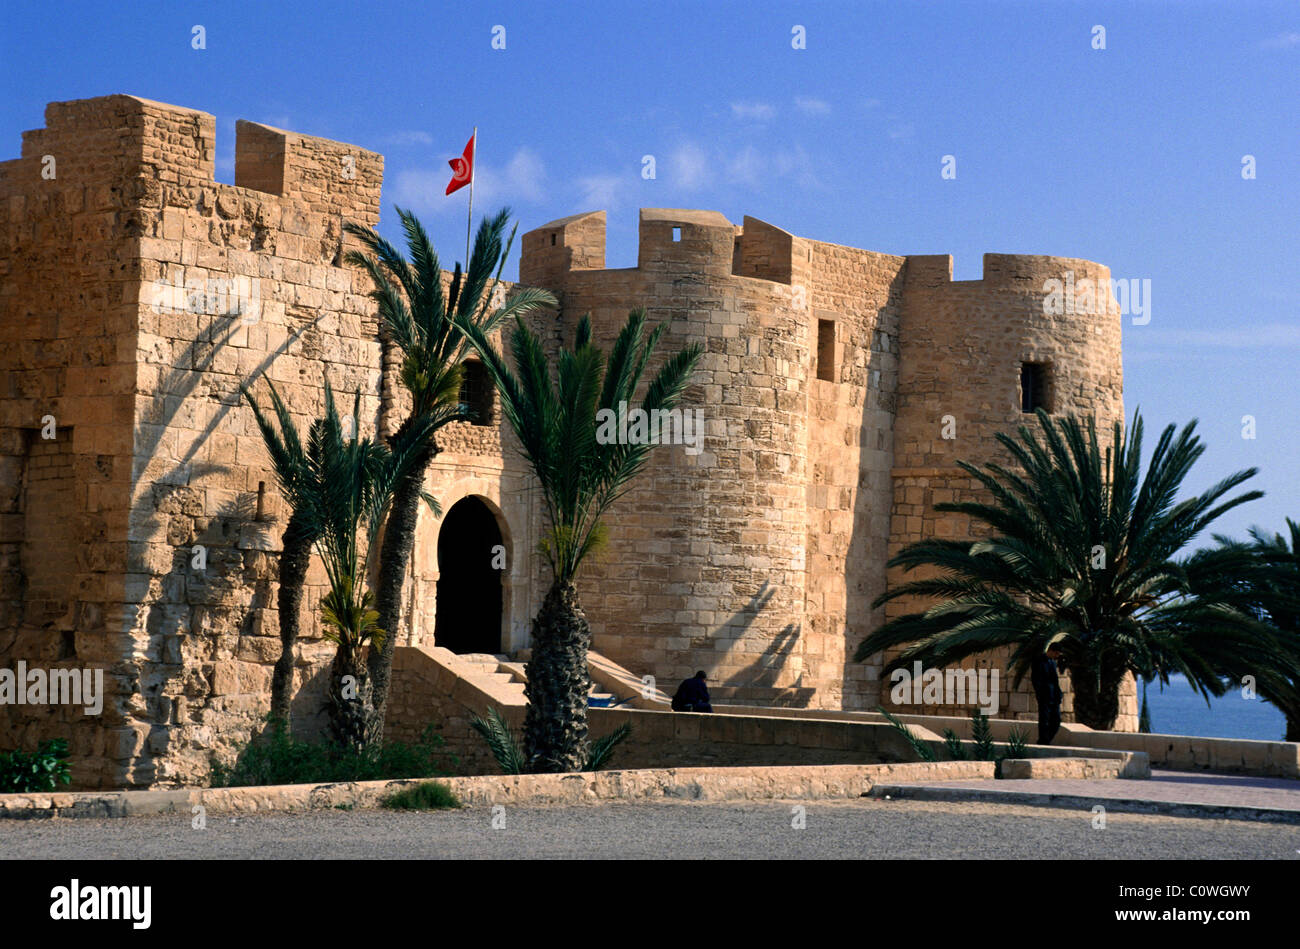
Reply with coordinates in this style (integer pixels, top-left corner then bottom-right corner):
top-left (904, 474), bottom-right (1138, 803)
top-left (456, 309), bottom-right (702, 771)
top-left (856, 409), bottom-right (1287, 730)
top-left (1210, 519), bottom-right (1300, 740)
top-left (343, 207), bottom-right (556, 734)
top-left (302, 379), bottom-right (437, 751)
top-left (240, 380), bottom-right (318, 730)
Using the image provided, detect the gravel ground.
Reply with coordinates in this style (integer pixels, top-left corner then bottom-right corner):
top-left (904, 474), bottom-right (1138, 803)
top-left (1, 798), bottom-right (1296, 859)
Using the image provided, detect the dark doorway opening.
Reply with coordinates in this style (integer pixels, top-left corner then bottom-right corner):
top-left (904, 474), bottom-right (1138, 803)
top-left (434, 497), bottom-right (504, 654)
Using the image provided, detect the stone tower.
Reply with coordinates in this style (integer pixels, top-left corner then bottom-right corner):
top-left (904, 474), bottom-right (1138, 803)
top-left (518, 210), bottom-right (1128, 721)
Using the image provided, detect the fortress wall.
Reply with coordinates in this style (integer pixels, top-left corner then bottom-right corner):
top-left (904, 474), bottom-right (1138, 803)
top-left (886, 253), bottom-right (1132, 726)
top-left (122, 99), bottom-right (389, 785)
top-left (522, 210), bottom-right (815, 706)
top-left (803, 240), bottom-right (907, 710)
top-left (0, 96), bottom-right (153, 786)
top-left (0, 94), bottom-right (402, 786)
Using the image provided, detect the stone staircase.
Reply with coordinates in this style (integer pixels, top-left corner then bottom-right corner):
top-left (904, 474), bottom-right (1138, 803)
top-left (447, 651), bottom-right (625, 708)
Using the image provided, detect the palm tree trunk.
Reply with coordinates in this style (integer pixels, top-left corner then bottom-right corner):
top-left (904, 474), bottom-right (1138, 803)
top-left (1286, 715), bottom-right (1299, 743)
top-left (523, 581), bottom-right (592, 773)
top-left (366, 427), bottom-right (436, 736)
top-left (269, 513), bottom-right (313, 730)
top-left (1069, 662), bottom-right (1125, 730)
top-left (328, 643), bottom-right (377, 754)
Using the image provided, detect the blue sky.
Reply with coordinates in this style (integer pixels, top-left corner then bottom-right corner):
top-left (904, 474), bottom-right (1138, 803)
top-left (3, 1), bottom-right (1297, 542)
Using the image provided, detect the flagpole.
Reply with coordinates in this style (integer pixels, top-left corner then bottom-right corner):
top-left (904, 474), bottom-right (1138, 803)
top-left (465, 126), bottom-right (476, 268)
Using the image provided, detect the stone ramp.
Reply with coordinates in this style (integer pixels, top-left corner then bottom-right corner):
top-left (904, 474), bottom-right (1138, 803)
top-left (384, 645), bottom-right (676, 774)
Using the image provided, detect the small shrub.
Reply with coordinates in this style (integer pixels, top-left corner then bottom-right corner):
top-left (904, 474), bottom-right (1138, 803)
top-left (469, 707), bottom-right (525, 775)
top-left (587, 722), bottom-right (632, 771)
top-left (211, 721), bottom-right (455, 788)
top-left (382, 781), bottom-right (461, 810)
top-left (970, 709), bottom-right (995, 761)
top-left (470, 708), bottom-right (634, 773)
top-left (0, 738), bottom-right (73, 793)
top-left (1006, 725), bottom-right (1030, 759)
top-left (942, 728), bottom-right (969, 760)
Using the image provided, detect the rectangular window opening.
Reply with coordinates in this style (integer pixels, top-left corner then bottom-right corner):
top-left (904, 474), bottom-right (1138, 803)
top-left (671, 226), bottom-right (682, 242)
top-left (1020, 362), bottom-right (1050, 413)
top-left (816, 319), bottom-right (836, 382)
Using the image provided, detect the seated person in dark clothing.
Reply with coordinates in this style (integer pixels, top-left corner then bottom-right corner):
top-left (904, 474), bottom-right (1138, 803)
top-left (672, 671), bottom-right (713, 712)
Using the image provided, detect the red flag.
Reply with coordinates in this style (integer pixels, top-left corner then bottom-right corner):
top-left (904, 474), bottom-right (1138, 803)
top-left (446, 132), bottom-right (475, 195)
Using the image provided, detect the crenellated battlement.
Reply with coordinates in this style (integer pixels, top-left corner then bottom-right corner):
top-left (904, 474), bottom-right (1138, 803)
top-left (520, 208), bottom-right (1113, 313)
top-left (1, 94), bottom-right (382, 226)
top-left (905, 252), bottom-right (1114, 293)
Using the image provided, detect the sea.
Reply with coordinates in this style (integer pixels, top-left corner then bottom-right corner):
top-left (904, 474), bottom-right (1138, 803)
top-left (1139, 674), bottom-right (1289, 740)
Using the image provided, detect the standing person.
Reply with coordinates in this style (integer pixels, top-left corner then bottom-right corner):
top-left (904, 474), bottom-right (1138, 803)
top-left (672, 671), bottom-right (713, 713)
top-left (1030, 645), bottom-right (1065, 744)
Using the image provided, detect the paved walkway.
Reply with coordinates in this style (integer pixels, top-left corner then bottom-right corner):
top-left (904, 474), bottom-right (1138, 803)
top-left (876, 769), bottom-right (1300, 822)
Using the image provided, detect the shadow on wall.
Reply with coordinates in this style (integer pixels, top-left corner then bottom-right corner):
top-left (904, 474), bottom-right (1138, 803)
top-left (124, 307), bottom-right (323, 785)
top-left (843, 272), bottom-right (907, 711)
top-left (715, 580), bottom-right (814, 707)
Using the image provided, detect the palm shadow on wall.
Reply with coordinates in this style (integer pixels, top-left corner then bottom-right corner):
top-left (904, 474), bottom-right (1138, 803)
top-left (714, 580), bottom-right (815, 707)
top-left (126, 305), bottom-right (325, 784)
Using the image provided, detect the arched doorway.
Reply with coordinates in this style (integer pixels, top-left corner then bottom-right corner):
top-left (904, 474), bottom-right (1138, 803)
top-left (434, 496), bottom-right (504, 654)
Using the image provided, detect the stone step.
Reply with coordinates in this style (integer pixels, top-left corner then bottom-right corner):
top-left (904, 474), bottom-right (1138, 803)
top-left (458, 652), bottom-right (508, 667)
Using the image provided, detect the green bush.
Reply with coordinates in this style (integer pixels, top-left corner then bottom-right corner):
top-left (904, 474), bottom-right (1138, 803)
top-left (1006, 725), bottom-right (1030, 759)
top-left (211, 722), bottom-right (456, 788)
top-left (382, 781), bottom-right (461, 810)
top-left (469, 707), bottom-right (526, 775)
top-left (470, 707), bottom-right (633, 773)
top-left (0, 738), bottom-right (73, 793)
top-left (942, 728), bottom-right (968, 760)
top-left (970, 709), bottom-right (995, 760)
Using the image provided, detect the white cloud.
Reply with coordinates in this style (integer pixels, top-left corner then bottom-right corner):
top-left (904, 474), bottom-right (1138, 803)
top-left (726, 146), bottom-right (765, 188)
top-left (731, 101), bottom-right (776, 121)
top-left (384, 130), bottom-right (435, 146)
top-left (575, 173), bottom-right (627, 211)
top-left (670, 143), bottom-right (711, 190)
top-left (390, 146), bottom-right (547, 213)
top-left (1261, 31), bottom-right (1300, 48)
top-left (479, 147), bottom-right (546, 203)
top-left (719, 144), bottom-right (821, 191)
top-left (794, 96), bottom-right (831, 116)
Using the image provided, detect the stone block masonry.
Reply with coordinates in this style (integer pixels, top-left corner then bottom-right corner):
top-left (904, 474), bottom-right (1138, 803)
top-left (0, 94), bottom-right (1136, 789)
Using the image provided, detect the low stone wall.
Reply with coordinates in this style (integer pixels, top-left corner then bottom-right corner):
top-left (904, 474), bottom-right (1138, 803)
top-left (386, 646), bottom-right (931, 774)
top-left (1000, 757), bottom-right (1124, 780)
top-left (587, 707), bottom-right (925, 769)
top-left (0, 760), bottom-right (997, 819)
top-left (883, 712), bottom-right (1298, 778)
top-left (382, 646), bottom-right (524, 776)
top-left (382, 647), bottom-right (1280, 779)
top-left (1055, 726), bottom-right (1299, 778)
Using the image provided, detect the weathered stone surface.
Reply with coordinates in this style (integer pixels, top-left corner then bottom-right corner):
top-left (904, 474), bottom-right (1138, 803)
top-left (0, 95), bottom-right (1137, 790)
top-left (0, 760), bottom-right (999, 819)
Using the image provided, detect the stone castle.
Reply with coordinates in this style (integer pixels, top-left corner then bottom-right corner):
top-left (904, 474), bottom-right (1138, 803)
top-left (0, 96), bottom-right (1133, 788)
